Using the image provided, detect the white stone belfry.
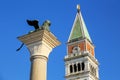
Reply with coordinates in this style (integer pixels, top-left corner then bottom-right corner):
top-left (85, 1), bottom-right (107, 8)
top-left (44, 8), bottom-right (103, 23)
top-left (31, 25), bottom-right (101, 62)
top-left (18, 30), bottom-right (60, 80)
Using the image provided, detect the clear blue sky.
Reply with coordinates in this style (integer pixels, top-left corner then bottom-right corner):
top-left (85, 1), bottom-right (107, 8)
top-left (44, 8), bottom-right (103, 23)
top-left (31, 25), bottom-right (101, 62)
top-left (0, 0), bottom-right (120, 80)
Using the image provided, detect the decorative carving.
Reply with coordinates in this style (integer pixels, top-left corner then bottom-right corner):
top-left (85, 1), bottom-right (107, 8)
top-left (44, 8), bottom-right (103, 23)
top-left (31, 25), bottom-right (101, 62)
top-left (17, 20), bottom-right (51, 51)
top-left (72, 46), bottom-right (80, 54)
top-left (89, 64), bottom-right (97, 76)
top-left (77, 4), bottom-right (80, 13)
top-left (27, 20), bottom-right (39, 30)
top-left (27, 19), bottom-right (51, 31)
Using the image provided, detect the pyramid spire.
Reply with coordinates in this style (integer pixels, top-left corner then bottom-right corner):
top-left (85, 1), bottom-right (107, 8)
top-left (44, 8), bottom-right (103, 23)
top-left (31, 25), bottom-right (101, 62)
top-left (68, 4), bottom-right (92, 43)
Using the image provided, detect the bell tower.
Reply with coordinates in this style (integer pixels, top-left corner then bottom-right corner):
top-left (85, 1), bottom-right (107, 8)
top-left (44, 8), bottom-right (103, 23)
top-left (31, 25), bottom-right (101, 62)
top-left (64, 5), bottom-right (99, 80)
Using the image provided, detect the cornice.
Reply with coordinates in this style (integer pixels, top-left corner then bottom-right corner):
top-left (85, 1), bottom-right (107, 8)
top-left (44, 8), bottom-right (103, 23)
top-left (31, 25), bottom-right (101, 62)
top-left (18, 30), bottom-right (60, 48)
top-left (65, 71), bottom-right (89, 78)
top-left (64, 51), bottom-right (99, 65)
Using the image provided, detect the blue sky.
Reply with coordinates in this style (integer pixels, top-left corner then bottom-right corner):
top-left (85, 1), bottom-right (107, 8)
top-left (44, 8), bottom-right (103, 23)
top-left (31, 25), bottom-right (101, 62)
top-left (0, 0), bottom-right (120, 80)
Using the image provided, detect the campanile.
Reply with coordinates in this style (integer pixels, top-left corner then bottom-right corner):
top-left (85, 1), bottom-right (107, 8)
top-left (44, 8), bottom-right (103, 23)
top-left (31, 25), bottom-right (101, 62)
top-left (64, 5), bottom-right (99, 80)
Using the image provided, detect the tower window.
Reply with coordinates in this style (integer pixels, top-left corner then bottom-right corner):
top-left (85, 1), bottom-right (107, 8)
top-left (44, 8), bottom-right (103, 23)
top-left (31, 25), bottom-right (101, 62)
top-left (78, 63), bottom-right (81, 71)
top-left (72, 46), bottom-right (80, 53)
top-left (74, 64), bottom-right (77, 72)
top-left (70, 65), bottom-right (73, 73)
top-left (81, 62), bottom-right (85, 70)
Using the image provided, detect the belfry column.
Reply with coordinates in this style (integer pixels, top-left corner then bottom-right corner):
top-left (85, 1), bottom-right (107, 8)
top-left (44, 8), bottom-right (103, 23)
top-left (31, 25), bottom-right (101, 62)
top-left (18, 30), bottom-right (60, 80)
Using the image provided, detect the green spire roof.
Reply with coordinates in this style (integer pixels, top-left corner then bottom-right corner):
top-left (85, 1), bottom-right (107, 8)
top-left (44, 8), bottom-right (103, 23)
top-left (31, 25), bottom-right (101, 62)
top-left (68, 11), bottom-right (92, 43)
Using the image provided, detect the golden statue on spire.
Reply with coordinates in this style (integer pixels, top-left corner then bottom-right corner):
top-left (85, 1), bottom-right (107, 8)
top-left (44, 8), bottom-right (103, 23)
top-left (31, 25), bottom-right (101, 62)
top-left (77, 4), bottom-right (80, 13)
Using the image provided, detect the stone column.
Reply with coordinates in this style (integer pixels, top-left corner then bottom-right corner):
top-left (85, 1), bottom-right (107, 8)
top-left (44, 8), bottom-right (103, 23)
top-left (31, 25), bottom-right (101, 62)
top-left (18, 30), bottom-right (60, 80)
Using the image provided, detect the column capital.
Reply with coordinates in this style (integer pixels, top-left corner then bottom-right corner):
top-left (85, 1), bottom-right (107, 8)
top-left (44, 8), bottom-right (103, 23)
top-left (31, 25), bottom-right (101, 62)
top-left (18, 30), bottom-right (60, 58)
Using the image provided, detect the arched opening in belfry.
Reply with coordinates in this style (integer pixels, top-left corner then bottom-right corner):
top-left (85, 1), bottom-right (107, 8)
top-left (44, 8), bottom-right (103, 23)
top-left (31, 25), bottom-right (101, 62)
top-left (70, 65), bottom-right (73, 73)
top-left (78, 63), bottom-right (81, 71)
top-left (81, 62), bottom-right (85, 70)
top-left (74, 64), bottom-right (77, 72)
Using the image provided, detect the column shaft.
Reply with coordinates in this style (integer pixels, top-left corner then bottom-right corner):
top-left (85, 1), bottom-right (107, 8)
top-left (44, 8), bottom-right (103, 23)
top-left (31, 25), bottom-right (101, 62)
top-left (30, 56), bottom-right (47, 80)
